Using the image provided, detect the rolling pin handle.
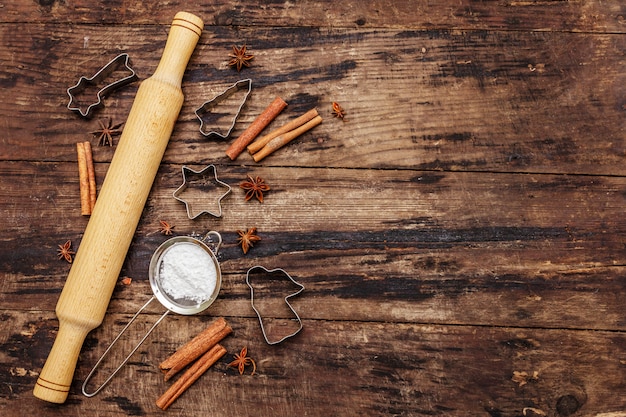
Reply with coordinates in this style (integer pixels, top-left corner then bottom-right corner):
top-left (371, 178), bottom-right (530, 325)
top-left (33, 322), bottom-right (89, 404)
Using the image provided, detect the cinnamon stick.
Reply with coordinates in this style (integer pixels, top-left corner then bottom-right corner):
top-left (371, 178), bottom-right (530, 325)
top-left (225, 96), bottom-right (287, 160)
top-left (247, 108), bottom-right (319, 155)
top-left (159, 317), bottom-right (231, 381)
top-left (83, 141), bottom-right (97, 212)
top-left (156, 344), bottom-right (227, 411)
top-left (76, 142), bottom-right (90, 216)
top-left (252, 115), bottom-right (323, 162)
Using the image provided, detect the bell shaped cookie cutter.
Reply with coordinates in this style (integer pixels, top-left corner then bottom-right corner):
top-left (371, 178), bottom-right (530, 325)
top-left (195, 78), bottom-right (252, 138)
top-left (67, 53), bottom-right (138, 117)
top-left (173, 164), bottom-right (232, 219)
top-left (246, 266), bottom-right (305, 345)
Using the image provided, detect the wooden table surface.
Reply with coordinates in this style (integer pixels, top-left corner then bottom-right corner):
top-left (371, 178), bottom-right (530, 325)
top-left (1, 1), bottom-right (625, 416)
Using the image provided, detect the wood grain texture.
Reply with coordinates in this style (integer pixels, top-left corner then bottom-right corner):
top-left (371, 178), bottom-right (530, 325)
top-left (1, 312), bottom-right (625, 415)
top-left (2, 161), bottom-right (625, 332)
top-left (1, 0), bottom-right (625, 415)
top-left (1, 0), bottom-right (624, 33)
top-left (1, 25), bottom-right (624, 175)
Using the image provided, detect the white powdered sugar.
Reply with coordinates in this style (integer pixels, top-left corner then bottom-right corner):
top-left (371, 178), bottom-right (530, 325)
top-left (158, 242), bottom-right (217, 305)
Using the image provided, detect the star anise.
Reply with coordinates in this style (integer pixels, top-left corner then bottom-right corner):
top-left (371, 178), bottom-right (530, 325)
top-left (236, 227), bottom-right (261, 254)
top-left (228, 346), bottom-right (256, 375)
top-left (228, 44), bottom-right (254, 72)
top-left (91, 117), bottom-right (124, 146)
top-left (158, 220), bottom-right (174, 235)
top-left (331, 101), bottom-right (346, 120)
top-left (240, 175), bottom-right (270, 203)
top-left (57, 240), bottom-right (75, 263)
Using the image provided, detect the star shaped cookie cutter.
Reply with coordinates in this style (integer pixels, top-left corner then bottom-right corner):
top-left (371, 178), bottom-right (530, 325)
top-left (67, 53), bottom-right (138, 118)
top-left (195, 78), bottom-right (252, 138)
top-left (246, 266), bottom-right (305, 345)
top-left (173, 165), bottom-right (232, 219)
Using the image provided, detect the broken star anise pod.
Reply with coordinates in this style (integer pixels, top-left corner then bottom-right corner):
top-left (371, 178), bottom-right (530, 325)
top-left (91, 117), bottom-right (124, 146)
top-left (236, 227), bottom-right (261, 254)
top-left (228, 44), bottom-right (254, 72)
top-left (240, 175), bottom-right (270, 203)
top-left (57, 240), bottom-right (75, 263)
top-left (158, 220), bottom-right (175, 235)
top-left (331, 102), bottom-right (346, 120)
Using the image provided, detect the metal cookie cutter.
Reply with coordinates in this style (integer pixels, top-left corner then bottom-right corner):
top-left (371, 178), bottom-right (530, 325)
top-left (173, 164), bottom-right (232, 219)
top-left (246, 266), bottom-right (305, 345)
top-left (67, 53), bottom-right (138, 117)
top-left (195, 78), bottom-right (252, 138)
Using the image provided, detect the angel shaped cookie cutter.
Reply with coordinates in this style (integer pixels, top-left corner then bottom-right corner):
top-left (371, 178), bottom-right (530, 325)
top-left (67, 53), bottom-right (138, 117)
top-left (173, 164), bottom-right (232, 219)
top-left (246, 266), bottom-right (305, 345)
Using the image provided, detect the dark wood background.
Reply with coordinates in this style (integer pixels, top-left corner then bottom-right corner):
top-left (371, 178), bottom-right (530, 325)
top-left (1, 1), bottom-right (625, 416)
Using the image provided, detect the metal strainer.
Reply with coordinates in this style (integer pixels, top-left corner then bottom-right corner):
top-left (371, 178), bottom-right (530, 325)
top-left (82, 231), bottom-right (222, 397)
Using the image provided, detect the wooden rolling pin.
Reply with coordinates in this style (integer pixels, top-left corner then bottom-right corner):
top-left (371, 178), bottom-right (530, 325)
top-left (33, 12), bottom-right (204, 404)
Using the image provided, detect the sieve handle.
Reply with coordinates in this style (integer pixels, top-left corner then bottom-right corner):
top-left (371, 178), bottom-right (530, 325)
top-left (201, 231), bottom-right (223, 254)
top-left (82, 296), bottom-right (170, 397)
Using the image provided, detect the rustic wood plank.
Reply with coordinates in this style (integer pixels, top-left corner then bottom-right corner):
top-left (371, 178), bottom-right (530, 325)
top-left (1, 25), bottom-right (624, 175)
top-left (1, 0), bottom-right (624, 33)
top-left (2, 161), bottom-right (625, 331)
top-left (1, 311), bottom-right (625, 416)
top-left (2, 2), bottom-right (625, 416)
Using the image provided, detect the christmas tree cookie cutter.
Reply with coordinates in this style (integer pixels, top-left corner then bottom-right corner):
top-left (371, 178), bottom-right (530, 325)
top-left (246, 266), bottom-right (305, 345)
top-left (195, 78), bottom-right (252, 138)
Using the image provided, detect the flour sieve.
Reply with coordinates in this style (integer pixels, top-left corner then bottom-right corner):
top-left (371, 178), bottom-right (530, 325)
top-left (82, 231), bottom-right (222, 397)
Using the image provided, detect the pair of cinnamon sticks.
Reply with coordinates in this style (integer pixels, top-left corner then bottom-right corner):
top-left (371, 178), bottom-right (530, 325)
top-left (225, 97), bottom-right (322, 161)
top-left (156, 317), bottom-right (232, 410)
top-left (76, 141), bottom-right (96, 215)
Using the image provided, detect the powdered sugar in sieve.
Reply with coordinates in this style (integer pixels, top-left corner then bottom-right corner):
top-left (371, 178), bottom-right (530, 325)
top-left (157, 242), bottom-right (217, 305)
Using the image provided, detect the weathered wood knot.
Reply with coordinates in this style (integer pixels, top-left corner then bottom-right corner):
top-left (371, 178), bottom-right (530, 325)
top-left (556, 394), bottom-right (583, 416)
